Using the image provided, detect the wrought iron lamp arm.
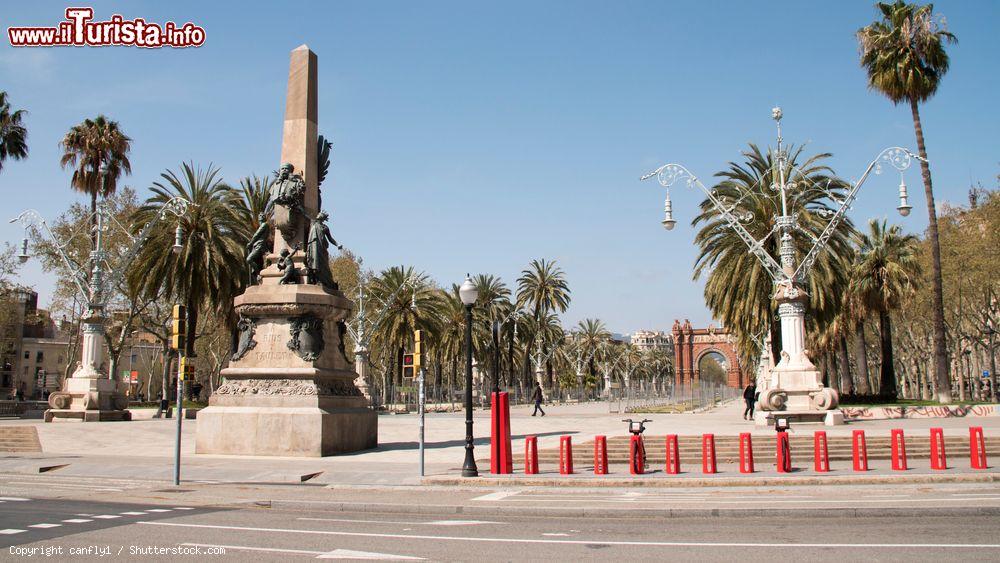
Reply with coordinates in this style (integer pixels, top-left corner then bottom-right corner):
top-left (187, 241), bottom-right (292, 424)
top-left (95, 198), bottom-right (192, 306)
top-left (9, 210), bottom-right (90, 301)
top-left (641, 163), bottom-right (787, 282)
top-left (792, 147), bottom-right (921, 282)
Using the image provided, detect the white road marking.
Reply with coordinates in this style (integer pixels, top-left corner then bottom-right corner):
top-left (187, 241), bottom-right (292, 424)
top-left (120, 512), bottom-right (147, 516)
top-left (62, 519), bottom-right (92, 523)
top-left (6, 481), bottom-right (123, 492)
top-left (181, 543), bottom-right (424, 560)
top-left (182, 543), bottom-right (324, 556)
top-left (542, 533), bottom-right (569, 537)
top-left (28, 524), bottom-right (61, 529)
top-left (92, 515), bottom-right (121, 520)
top-left (318, 548), bottom-right (424, 560)
top-left (0, 497), bottom-right (31, 501)
top-left (140, 522), bottom-right (1000, 549)
top-left (174, 507), bottom-right (195, 510)
top-left (470, 491), bottom-right (520, 501)
top-left (492, 497), bottom-right (1000, 505)
top-left (145, 509), bottom-right (172, 513)
top-left (298, 518), bottom-right (499, 527)
top-left (0, 529), bottom-right (26, 535)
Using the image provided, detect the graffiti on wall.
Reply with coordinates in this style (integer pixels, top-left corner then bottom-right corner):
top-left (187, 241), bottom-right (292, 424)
top-left (842, 404), bottom-right (999, 420)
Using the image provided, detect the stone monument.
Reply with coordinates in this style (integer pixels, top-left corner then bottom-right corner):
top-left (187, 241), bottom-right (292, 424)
top-left (196, 45), bottom-right (377, 456)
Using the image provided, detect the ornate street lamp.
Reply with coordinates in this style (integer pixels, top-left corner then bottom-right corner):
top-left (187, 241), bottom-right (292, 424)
top-left (459, 274), bottom-right (479, 477)
top-left (641, 108), bottom-right (921, 422)
top-left (11, 198), bottom-right (192, 421)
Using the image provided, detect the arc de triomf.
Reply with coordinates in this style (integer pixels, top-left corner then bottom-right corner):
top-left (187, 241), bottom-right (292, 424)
top-left (671, 319), bottom-right (744, 388)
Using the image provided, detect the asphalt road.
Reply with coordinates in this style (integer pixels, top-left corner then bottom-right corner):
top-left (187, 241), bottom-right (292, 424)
top-left (2, 496), bottom-right (1000, 561)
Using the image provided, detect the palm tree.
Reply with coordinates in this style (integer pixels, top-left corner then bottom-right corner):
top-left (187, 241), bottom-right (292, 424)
top-left (59, 116), bottom-right (132, 241)
top-left (516, 259), bottom-right (571, 320)
top-left (858, 0), bottom-right (957, 401)
top-left (575, 318), bottom-right (610, 391)
top-left (693, 144), bottom-right (855, 370)
top-left (849, 219), bottom-right (920, 398)
top-left (0, 92), bottom-right (28, 173)
top-left (516, 259), bottom-right (571, 388)
top-left (368, 266), bottom-right (444, 394)
top-left (129, 163), bottom-right (245, 357)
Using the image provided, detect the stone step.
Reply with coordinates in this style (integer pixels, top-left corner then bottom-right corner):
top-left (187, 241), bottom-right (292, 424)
top-left (0, 426), bottom-right (41, 452)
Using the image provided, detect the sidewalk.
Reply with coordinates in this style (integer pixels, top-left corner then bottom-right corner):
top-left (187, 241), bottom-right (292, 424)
top-left (0, 401), bottom-right (996, 486)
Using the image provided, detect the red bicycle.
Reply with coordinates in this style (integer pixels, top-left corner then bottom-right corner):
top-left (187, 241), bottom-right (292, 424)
top-left (623, 418), bottom-right (652, 472)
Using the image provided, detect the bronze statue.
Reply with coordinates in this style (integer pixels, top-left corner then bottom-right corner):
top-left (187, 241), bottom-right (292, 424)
top-left (268, 163), bottom-right (306, 243)
top-left (305, 211), bottom-right (342, 291)
top-left (245, 214), bottom-right (269, 284)
top-left (277, 245), bottom-right (300, 285)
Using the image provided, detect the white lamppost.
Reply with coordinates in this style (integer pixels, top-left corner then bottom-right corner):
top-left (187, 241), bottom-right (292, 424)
top-left (641, 108), bottom-right (920, 424)
top-left (11, 198), bottom-right (191, 421)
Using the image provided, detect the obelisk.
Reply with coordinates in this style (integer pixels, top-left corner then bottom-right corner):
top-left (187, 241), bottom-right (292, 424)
top-left (195, 46), bottom-right (377, 456)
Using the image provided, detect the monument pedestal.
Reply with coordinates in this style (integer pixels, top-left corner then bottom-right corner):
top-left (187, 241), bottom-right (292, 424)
top-left (195, 284), bottom-right (377, 457)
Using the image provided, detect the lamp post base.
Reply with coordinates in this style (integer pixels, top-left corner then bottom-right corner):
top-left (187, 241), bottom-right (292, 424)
top-left (44, 375), bottom-right (131, 423)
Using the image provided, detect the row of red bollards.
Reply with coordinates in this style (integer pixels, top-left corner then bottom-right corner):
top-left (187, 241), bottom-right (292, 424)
top-left (519, 427), bottom-right (989, 475)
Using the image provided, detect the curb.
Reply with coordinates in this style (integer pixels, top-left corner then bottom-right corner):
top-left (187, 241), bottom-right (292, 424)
top-left (421, 472), bottom-right (1000, 488)
top-left (256, 499), bottom-right (1000, 520)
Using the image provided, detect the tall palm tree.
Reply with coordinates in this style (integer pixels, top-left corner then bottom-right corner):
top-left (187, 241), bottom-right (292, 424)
top-left (516, 259), bottom-right (571, 387)
top-left (575, 318), bottom-right (610, 385)
top-left (129, 163), bottom-right (245, 357)
top-left (693, 144), bottom-right (855, 369)
top-left (858, 0), bottom-right (957, 401)
top-left (849, 219), bottom-right (920, 398)
top-left (59, 116), bottom-right (132, 241)
top-left (369, 266), bottom-right (444, 390)
top-left (0, 91), bottom-right (28, 173)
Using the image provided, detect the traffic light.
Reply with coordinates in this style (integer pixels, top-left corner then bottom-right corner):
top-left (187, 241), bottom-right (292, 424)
top-left (178, 356), bottom-right (195, 381)
top-left (402, 353), bottom-right (414, 380)
top-left (171, 304), bottom-right (186, 351)
top-left (413, 330), bottom-right (423, 375)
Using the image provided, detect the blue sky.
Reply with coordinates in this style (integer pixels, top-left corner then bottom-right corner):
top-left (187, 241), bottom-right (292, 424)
top-left (1, 1), bottom-right (997, 335)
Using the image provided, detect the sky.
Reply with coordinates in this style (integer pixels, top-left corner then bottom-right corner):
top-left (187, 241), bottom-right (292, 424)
top-left (1, 0), bottom-right (997, 336)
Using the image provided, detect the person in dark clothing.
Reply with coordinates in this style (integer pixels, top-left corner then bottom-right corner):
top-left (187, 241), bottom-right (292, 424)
top-left (742, 382), bottom-right (757, 420)
top-left (531, 382), bottom-right (546, 416)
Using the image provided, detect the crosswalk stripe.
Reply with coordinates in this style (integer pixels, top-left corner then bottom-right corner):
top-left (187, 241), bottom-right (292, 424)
top-left (62, 519), bottom-right (92, 523)
top-left (93, 515), bottom-right (121, 520)
top-left (0, 529), bottom-right (26, 535)
top-left (28, 524), bottom-right (61, 529)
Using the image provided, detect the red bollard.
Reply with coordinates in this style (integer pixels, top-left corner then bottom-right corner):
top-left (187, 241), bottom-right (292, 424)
top-left (490, 392), bottom-right (513, 474)
top-left (665, 435), bottom-right (681, 474)
top-left (594, 435), bottom-right (608, 475)
top-left (702, 434), bottom-right (717, 474)
top-left (629, 435), bottom-right (645, 475)
top-left (525, 436), bottom-right (538, 475)
top-left (814, 431), bottom-right (830, 473)
top-left (891, 429), bottom-right (908, 471)
top-left (559, 436), bottom-right (574, 475)
top-left (930, 427), bottom-right (947, 470)
top-left (852, 430), bottom-right (868, 472)
top-left (776, 431), bottom-right (791, 473)
top-left (500, 392), bottom-right (513, 473)
top-left (739, 433), bottom-right (755, 474)
top-left (970, 426), bottom-right (988, 470)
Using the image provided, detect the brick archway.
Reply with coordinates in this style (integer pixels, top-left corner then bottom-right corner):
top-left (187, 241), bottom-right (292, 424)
top-left (671, 319), bottom-right (742, 388)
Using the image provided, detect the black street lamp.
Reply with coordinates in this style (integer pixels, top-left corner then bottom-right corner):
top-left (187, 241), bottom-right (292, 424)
top-left (459, 275), bottom-right (479, 477)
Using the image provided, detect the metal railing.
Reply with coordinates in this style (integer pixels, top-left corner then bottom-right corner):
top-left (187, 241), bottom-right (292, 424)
top-left (608, 380), bottom-right (740, 414)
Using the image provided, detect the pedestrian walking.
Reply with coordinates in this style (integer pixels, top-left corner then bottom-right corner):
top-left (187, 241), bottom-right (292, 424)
top-left (531, 382), bottom-right (546, 417)
top-left (742, 381), bottom-right (757, 420)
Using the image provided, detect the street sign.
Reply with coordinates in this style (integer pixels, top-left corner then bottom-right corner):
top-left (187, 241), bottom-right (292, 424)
top-left (984, 370), bottom-right (991, 379)
top-left (130, 370), bottom-right (139, 384)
